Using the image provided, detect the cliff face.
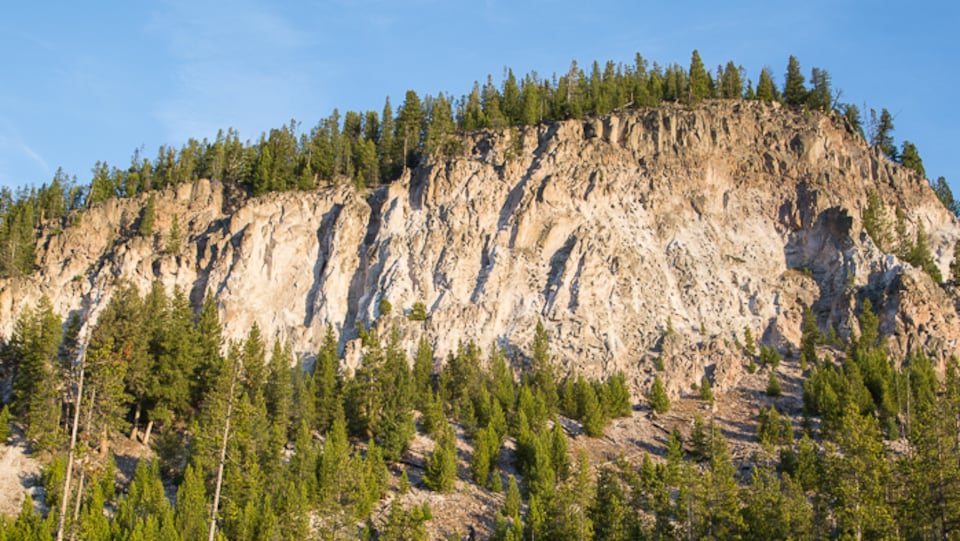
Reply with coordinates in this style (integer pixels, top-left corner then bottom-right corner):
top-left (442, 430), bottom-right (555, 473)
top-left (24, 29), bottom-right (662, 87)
top-left (2, 101), bottom-right (957, 391)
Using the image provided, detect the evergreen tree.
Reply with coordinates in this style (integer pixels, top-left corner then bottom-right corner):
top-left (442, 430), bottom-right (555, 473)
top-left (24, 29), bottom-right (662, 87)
top-left (806, 67), bottom-right (832, 111)
top-left (756, 67), bottom-right (777, 102)
top-left (783, 55), bottom-right (807, 106)
top-left (424, 423), bottom-right (458, 493)
top-left (0, 405), bottom-right (11, 442)
top-left (899, 140), bottom-right (925, 176)
top-left (591, 467), bottom-right (629, 540)
top-left (139, 194), bottom-right (156, 237)
top-left (396, 90), bottom-right (424, 172)
top-left (950, 239), bottom-right (960, 283)
top-left (800, 307), bottom-right (820, 369)
top-left (826, 404), bottom-right (896, 539)
top-left (720, 61), bottom-right (744, 99)
top-left (766, 370), bottom-right (782, 397)
top-left (10, 296), bottom-right (63, 450)
top-left (933, 176), bottom-right (958, 216)
top-left (648, 375), bottom-right (670, 414)
top-left (862, 189), bottom-right (893, 251)
top-left (700, 375), bottom-right (714, 403)
top-left (687, 50), bottom-right (710, 105)
top-left (841, 103), bottom-right (865, 137)
top-left (174, 464), bottom-right (208, 540)
top-left (872, 108), bottom-right (898, 160)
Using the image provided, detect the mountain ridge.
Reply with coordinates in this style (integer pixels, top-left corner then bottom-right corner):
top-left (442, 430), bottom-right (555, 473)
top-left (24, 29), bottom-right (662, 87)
top-left (2, 100), bottom-right (957, 393)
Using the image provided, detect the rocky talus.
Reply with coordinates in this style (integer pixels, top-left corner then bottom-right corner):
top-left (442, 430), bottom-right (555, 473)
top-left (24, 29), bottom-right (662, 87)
top-left (2, 101), bottom-right (958, 395)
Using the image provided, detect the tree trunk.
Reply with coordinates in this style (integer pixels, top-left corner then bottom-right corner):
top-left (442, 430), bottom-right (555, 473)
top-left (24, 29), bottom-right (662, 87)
top-left (71, 464), bottom-right (85, 541)
top-left (56, 360), bottom-right (84, 541)
top-left (208, 362), bottom-right (240, 541)
top-left (143, 419), bottom-right (154, 447)
top-left (130, 402), bottom-right (141, 441)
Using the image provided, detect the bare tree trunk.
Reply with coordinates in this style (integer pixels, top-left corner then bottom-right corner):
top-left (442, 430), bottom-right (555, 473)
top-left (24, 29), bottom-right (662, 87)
top-left (130, 402), bottom-right (141, 441)
top-left (56, 360), bottom-right (84, 541)
top-left (69, 463), bottom-right (85, 540)
top-left (143, 419), bottom-right (154, 447)
top-left (208, 362), bottom-right (239, 541)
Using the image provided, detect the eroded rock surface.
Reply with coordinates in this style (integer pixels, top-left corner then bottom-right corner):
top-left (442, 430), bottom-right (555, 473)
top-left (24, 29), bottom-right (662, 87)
top-left (2, 101), bottom-right (957, 393)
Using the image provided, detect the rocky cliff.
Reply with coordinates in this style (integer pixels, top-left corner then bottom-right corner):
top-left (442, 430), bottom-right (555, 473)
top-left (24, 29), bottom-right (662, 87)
top-left (2, 101), bottom-right (958, 393)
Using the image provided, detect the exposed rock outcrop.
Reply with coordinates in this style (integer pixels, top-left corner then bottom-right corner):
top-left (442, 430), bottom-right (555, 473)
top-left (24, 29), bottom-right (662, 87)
top-left (2, 101), bottom-right (957, 393)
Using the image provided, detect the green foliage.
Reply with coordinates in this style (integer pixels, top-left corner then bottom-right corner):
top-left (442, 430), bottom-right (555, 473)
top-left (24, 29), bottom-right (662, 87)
top-left (783, 55), bottom-right (807, 106)
top-left (0, 404), bottom-right (10, 442)
top-left (806, 67), bottom-right (832, 111)
top-left (756, 67), bottom-right (777, 102)
top-left (743, 326), bottom-right (756, 357)
top-left (648, 375), bottom-right (670, 414)
top-left (165, 213), bottom-right (182, 255)
top-left (408, 301), bottom-right (428, 321)
top-left (863, 189), bottom-right (893, 251)
top-left (951, 239), bottom-right (960, 283)
top-left (10, 296), bottom-right (63, 450)
top-left (424, 423), bottom-right (458, 493)
top-left (138, 194), bottom-right (156, 237)
top-left (378, 297), bottom-right (392, 317)
top-left (933, 176), bottom-right (958, 216)
top-left (905, 222), bottom-right (943, 282)
top-left (687, 50), bottom-right (710, 105)
top-left (699, 375), bottom-right (714, 403)
top-left (872, 108), bottom-right (898, 160)
top-left (759, 345), bottom-right (782, 368)
top-left (800, 307), bottom-right (820, 370)
top-left (766, 370), bottom-right (782, 397)
top-left (841, 103), bottom-right (865, 137)
top-left (380, 500), bottom-right (431, 541)
top-left (899, 140), bottom-right (925, 177)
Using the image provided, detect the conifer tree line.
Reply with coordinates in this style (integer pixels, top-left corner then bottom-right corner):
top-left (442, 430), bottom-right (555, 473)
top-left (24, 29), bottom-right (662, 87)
top-left (3, 283), bottom-right (960, 538)
top-left (0, 286), bottom-right (632, 539)
top-left (1, 50), bottom-right (948, 279)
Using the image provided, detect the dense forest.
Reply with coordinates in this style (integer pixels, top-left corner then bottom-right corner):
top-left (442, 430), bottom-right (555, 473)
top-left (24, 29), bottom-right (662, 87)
top-left (1, 281), bottom-right (960, 539)
top-left (0, 50), bottom-right (952, 279)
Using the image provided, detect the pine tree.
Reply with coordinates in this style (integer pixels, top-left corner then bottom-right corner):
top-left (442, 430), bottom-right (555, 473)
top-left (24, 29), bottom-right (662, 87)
top-left (11, 296), bottom-right (63, 450)
top-left (783, 55), bottom-right (807, 106)
top-left (139, 194), bottom-right (156, 237)
top-left (700, 375), bottom-right (714, 403)
top-left (806, 67), bottom-right (832, 111)
top-left (174, 464), bottom-right (209, 540)
top-left (396, 90), bottom-right (424, 172)
top-left (0, 404), bottom-right (11, 442)
top-left (687, 50), bottom-right (710, 105)
top-left (872, 108), bottom-right (897, 160)
top-left (424, 423), bottom-right (458, 493)
top-left (767, 370), bottom-right (782, 397)
top-left (900, 141), bottom-right (925, 176)
top-left (720, 61), bottom-right (744, 99)
top-left (756, 67), bottom-right (777, 102)
top-left (907, 222), bottom-right (942, 282)
top-left (950, 239), bottom-right (960, 283)
top-left (505, 475), bottom-right (521, 519)
top-left (933, 176), bottom-right (958, 216)
top-left (591, 468), bottom-right (628, 540)
top-left (648, 375), bottom-right (670, 414)
top-left (800, 307), bottom-right (820, 369)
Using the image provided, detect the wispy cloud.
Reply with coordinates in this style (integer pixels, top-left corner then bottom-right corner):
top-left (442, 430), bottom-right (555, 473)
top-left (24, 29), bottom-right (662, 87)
top-left (0, 117), bottom-right (49, 185)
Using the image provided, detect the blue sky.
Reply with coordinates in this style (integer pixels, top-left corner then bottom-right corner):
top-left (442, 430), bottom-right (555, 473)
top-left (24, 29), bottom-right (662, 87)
top-left (2, 1), bottom-right (957, 195)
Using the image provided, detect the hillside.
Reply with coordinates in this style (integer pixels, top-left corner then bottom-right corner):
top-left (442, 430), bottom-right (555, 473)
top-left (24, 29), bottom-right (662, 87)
top-left (2, 101), bottom-right (957, 383)
top-left (2, 100), bottom-right (960, 539)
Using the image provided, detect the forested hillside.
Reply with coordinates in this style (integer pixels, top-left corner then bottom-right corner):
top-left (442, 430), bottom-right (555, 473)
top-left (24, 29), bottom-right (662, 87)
top-left (2, 49), bottom-right (960, 540)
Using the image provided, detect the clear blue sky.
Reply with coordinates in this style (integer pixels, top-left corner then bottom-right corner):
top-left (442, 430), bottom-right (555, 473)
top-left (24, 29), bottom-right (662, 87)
top-left (2, 1), bottom-right (957, 195)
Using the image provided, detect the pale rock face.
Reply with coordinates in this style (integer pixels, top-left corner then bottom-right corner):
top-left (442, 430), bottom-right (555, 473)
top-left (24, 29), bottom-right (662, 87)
top-left (1, 101), bottom-right (958, 394)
